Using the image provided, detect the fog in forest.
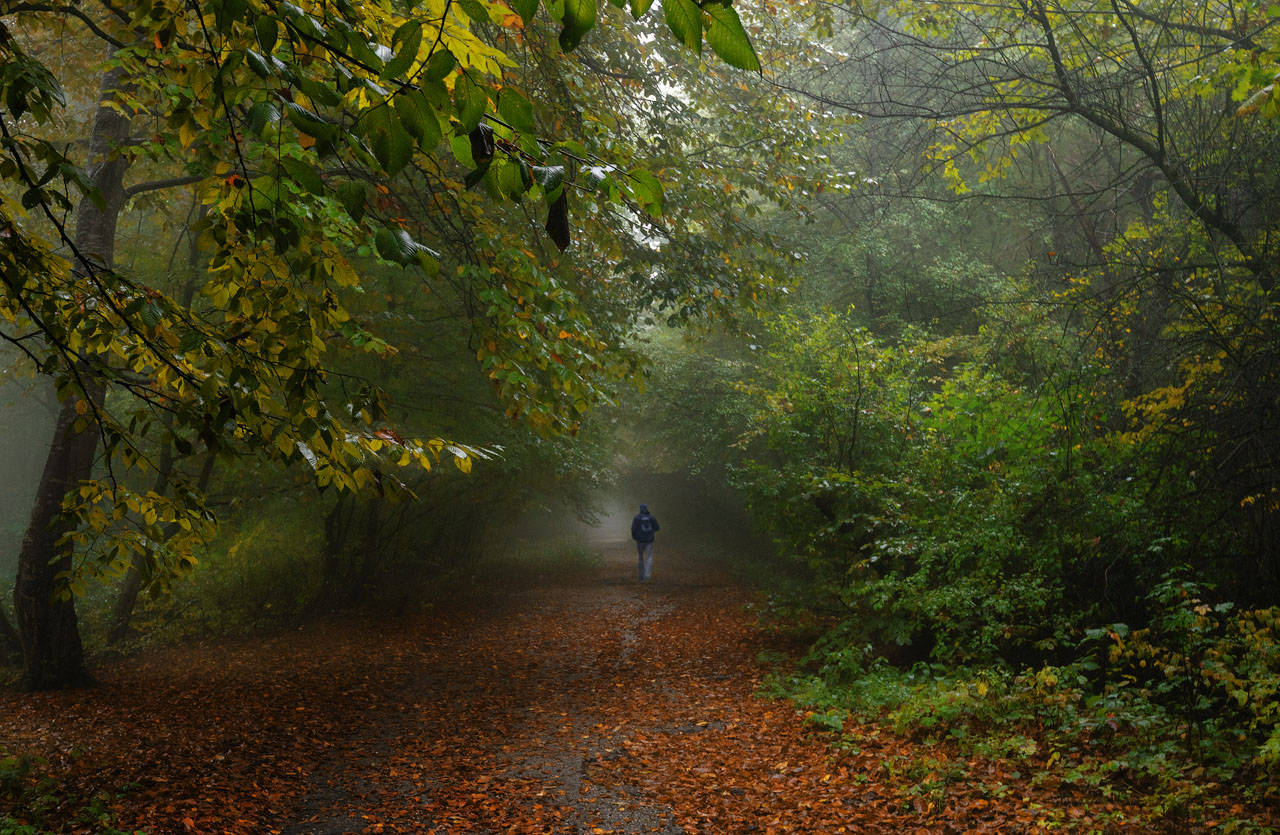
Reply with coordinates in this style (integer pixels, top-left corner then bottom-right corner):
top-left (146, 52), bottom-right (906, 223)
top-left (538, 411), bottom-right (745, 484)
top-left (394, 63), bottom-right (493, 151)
top-left (3, 0), bottom-right (1280, 827)
top-left (498, 470), bottom-right (768, 569)
top-left (0, 374), bottom-right (55, 581)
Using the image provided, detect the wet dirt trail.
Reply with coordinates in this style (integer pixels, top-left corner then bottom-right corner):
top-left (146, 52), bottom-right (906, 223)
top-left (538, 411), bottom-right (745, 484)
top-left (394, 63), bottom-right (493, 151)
top-left (280, 530), bottom-right (763, 835)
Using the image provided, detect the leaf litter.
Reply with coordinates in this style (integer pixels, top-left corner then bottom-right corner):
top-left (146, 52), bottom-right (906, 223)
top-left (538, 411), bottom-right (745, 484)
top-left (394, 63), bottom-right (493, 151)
top-left (2, 549), bottom-right (1273, 834)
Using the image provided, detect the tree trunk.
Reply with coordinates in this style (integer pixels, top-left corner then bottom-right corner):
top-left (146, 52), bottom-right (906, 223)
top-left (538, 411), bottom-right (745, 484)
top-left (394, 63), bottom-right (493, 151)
top-left (13, 387), bottom-right (101, 689)
top-left (0, 603), bottom-right (21, 666)
top-left (13, 64), bottom-right (131, 690)
top-left (355, 494), bottom-right (383, 603)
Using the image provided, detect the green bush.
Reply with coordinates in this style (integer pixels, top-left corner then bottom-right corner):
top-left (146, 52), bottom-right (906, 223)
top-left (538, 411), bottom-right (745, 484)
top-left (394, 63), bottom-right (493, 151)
top-left (1094, 575), bottom-right (1280, 775)
top-left (135, 497), bottom-right (327, 639)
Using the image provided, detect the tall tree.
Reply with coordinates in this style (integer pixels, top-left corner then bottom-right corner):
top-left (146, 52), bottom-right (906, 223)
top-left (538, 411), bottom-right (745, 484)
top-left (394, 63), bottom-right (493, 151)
top-left (0, 0), bottom-right (780, 687)
top-left (9, 60), bottom-right (133, 688)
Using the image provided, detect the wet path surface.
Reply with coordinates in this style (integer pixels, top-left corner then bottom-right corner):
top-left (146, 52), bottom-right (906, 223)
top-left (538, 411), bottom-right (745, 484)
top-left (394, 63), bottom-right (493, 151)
top-left (282, 530), bottom-right (755, 835)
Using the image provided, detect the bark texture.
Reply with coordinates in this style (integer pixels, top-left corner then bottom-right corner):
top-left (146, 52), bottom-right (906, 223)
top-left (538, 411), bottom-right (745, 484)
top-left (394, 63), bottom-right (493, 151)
top-left (13, 389), bottom-right (100, 689)
top-left (0, 604), bottom-right (21, 666)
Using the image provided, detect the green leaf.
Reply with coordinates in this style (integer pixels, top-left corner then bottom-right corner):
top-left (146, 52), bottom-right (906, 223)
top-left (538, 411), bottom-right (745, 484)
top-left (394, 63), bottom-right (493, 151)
top-left (532, 165), bottom-right (564, 192)
top-left (375, 227), bottom-right (408, 263)
top-left (255, 14), bottom-right (279, 52)
top-left (423, 49), bottom-right (457, 83)
top-left (457, 0), bottom-right (490, 21)
top-left (324, 18), bottom-right (352, 51)
top-left (553, 139), bottom-right (590, 158)
top-left (582, 165), bottom-right (608, 190)
top-left (394, 93), bottom-right (426, 140)
top-left (453, 71), bottom-right (488, 133)
top-left (375, 227), bottom-right (440, 266)
top-left (629, 0), bottom-right (655, 17)
top-left (627, 168), bottom-right (664, 217)
top-left (346, 37), bottom-right (385, 73)
top-left (370, 121), bottom-right (414, 177)
top-left (511, 0), bottom-right (539, 23)
top-left (245, 50), bottom-right (273, 78)
top-left (703, 2), bottom-right (760, 72)
top-left (58, 163), bottom-right (105, 210)
top-left (661, 0), bottom-right (700, 52)
top-left (450, 133), bottom-right (477, 168)
top-left (392, 17), bottom-right (421, 46)
top-left (281, 157), bottom-right (324, 195)
top-left (497, 158), bottom-right (527, 200)
top-left (497, 88), bottom-right (536, 133)
top-left (281, 2), bottom-right (325, 39)
top-left (559, 0), bottom-right (597, 52)
top-left (336, 181), bottom-right (366, 221)
top-left (285, 101), bottom-right (337, 142)
top-left (141, 303), bottom-right (163, 327)
top-left (296, 76), bottom-right (342, 107)
top-left (395, 91), bottom-right (441, 151)
top-left (246, 101), bottom-right (280, 135)
top-left (418, 249), bottom-right (440, 277)
top-left (381, 20), bottom-right (422, 81)
top-left (355, 97), bottom-right (391, 138)
top-left (214, 0), bottom-right (248, 33)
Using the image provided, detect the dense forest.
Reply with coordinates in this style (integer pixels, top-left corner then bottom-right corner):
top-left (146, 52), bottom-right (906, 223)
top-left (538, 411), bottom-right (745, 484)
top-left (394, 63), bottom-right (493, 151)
top-left (3, 0), bottom-right (1280, 831)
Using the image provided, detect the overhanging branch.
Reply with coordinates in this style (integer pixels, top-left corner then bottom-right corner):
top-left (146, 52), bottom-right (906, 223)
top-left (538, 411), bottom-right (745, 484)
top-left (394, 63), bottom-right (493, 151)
top-left (123, 174), bottom-right (203, 200)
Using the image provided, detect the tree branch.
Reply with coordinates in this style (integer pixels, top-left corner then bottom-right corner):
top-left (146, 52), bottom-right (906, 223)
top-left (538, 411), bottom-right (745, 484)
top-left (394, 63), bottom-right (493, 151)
top-left (122, 174), bottom-right (203, 200)
top-left (7, 3), bottom-right (126, 47)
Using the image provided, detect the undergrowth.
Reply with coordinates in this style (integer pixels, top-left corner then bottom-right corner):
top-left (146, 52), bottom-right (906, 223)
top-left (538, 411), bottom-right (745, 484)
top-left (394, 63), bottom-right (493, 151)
top-left (0, 747), bottom-right (144, 835)
top-left (760, 583), bottom-right (1280, 831)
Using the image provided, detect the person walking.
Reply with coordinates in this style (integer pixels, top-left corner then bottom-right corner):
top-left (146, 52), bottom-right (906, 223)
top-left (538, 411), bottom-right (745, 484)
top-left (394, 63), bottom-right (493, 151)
top-left (630, 504), bottom-right (660, 582)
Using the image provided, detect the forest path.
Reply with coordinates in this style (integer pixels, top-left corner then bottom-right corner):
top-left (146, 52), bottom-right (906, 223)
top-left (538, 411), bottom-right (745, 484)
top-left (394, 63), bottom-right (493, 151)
top-left (282, 528), bottom-right (760, 835)
top-left (0, 528), bottom-right (1155, 834)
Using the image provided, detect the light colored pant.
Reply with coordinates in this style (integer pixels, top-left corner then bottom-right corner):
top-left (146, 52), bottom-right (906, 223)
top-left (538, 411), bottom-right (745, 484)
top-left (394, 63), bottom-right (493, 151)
top-left (637, 541), bottom-right (654, 581)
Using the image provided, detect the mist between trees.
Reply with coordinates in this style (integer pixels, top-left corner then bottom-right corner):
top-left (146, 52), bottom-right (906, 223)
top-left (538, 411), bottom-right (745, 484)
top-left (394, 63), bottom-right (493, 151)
top-left (2, 0), bottom-right (1280, 827)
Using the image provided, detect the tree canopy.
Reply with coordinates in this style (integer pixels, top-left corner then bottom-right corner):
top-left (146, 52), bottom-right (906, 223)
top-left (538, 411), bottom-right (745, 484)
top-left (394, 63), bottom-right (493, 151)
top-left (0, 0), bottom-right (823, 687)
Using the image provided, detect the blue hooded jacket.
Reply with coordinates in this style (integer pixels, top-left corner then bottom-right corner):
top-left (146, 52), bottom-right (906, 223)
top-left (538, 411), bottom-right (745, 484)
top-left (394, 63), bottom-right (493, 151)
top-left (631, 504), bottom-right (660, 543)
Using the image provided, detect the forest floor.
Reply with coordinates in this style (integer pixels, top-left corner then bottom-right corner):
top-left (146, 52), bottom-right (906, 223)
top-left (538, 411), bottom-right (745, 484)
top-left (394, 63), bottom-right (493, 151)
top-left (0, 529), bottom-right (1256, 834)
